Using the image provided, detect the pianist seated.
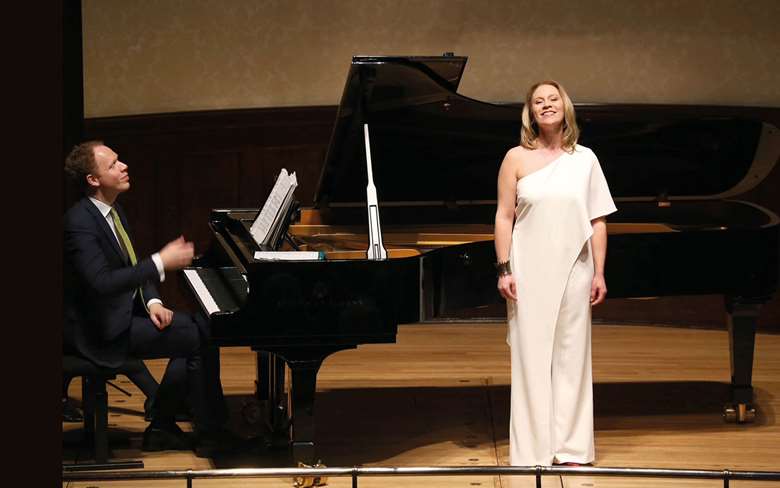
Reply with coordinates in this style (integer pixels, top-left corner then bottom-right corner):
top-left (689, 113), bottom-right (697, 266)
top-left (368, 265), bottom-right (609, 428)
top-left (63, 140), bottom-right (230, 457)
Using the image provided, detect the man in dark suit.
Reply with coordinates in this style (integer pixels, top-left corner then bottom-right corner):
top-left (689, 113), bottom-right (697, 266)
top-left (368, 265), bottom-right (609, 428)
top-left (63, 140), bottom-right (227, 455)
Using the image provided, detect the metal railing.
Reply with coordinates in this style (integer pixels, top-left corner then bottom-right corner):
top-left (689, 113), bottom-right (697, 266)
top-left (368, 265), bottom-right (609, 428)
top-left (62, 465), bottom-right (780, 488)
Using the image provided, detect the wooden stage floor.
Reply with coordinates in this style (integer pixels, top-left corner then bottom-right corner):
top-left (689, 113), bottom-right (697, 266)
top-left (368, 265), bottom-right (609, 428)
top-left (63, 323), bottom-right (780, 487)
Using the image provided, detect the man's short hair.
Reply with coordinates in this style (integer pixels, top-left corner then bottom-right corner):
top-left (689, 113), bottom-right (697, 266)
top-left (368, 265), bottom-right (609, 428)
top-left (64, 140), bottom-right (103, 193)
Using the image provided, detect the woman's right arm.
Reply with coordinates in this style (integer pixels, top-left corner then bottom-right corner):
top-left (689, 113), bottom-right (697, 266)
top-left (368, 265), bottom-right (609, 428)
top-left (495, 149), bottom-right (519, 301)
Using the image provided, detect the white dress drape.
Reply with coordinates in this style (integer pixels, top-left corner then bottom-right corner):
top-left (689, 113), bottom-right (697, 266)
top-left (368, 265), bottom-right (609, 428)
top-left (507, 144), bottom-right (617, 466)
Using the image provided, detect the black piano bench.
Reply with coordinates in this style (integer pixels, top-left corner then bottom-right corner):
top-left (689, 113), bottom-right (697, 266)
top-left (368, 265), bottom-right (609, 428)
top-left (62, 355), bottom-right (145, 472)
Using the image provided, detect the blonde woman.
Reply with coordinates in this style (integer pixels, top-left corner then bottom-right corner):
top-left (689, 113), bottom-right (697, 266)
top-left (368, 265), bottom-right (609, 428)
top-left (494, 81), bottom-right (616, 466)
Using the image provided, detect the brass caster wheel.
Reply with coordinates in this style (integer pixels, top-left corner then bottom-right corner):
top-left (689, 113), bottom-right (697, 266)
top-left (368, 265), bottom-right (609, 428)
top-left (723, 405), bottom-right (736, 423)
top-left (723, 403), bottom-right (756, 423)
top-left (739, 404), bottom-right (756, 423)
top-left (293, 461), bottom-right (328, 488)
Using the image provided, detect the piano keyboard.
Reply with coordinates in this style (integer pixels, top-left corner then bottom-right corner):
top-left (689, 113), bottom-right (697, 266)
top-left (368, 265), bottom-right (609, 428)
top-left (183, 267), bottom-right (248, 316)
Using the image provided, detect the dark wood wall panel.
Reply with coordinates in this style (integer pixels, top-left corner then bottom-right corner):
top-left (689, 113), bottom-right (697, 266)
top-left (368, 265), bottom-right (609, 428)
top-left (250, 145), bottom-right (330, 207)
top-left (70, 106), bottom-right (779, 332)
top-left (170, 150), bottom-right (242, 248)
top-left (113, 145), bottom-right (159, 263)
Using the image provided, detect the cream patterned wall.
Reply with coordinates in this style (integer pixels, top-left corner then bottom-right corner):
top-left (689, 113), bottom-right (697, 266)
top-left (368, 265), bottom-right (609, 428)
top-left (83, 0), bottom-right (780, 117)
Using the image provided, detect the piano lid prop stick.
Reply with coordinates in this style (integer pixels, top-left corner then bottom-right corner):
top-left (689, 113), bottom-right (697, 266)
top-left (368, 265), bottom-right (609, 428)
top-left (364, 123), bottom-right (388, 260)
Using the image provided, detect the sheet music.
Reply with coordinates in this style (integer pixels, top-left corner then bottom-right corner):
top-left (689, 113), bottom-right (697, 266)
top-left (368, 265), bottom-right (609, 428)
top-left (250, 169), bottom-right (298, 246)
top-left (183, 269), bottom-right (220, 315)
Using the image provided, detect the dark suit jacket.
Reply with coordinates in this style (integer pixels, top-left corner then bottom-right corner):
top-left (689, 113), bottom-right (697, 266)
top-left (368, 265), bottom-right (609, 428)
top-left (63, 196), bottom-right (161, 368)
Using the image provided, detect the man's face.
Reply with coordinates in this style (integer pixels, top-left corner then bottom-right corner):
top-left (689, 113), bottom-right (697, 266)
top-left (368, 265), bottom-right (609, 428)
top-left (89, 145), bottom-right (130, 195)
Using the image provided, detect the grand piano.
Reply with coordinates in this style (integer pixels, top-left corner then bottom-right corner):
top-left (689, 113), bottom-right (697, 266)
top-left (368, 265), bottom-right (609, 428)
top-left (184, 55), bottom-right (780, 463)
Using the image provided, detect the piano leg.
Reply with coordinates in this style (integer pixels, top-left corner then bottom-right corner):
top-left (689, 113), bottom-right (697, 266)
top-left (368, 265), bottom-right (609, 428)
top-left (272, 354), bottom-right (286, 429)
top-left (254, 352), bottom-right (289, 435)
top-left (723, 297), bottom-right (761, 423)
top-left (257, 351), bottom-right (271, 401)
top-left (260, 345), bottom-right (356, 464)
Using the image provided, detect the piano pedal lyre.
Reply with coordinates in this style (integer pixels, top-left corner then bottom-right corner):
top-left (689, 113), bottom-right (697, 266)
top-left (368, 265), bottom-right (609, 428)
top-left (293, 460), bottom-right (328, 488)
top-left (241, 397), bottom-right (262, 426)
top-left (723, 403), bottom-right (756, 423)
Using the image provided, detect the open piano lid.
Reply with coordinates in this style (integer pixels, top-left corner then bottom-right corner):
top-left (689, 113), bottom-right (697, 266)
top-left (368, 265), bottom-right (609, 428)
top-left (314, 55), bottom-right (779, 209)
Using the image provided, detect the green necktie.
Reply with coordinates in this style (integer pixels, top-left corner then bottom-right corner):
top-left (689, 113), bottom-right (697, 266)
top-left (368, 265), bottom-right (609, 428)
top-left (110, 208), bottom-right (147, 312)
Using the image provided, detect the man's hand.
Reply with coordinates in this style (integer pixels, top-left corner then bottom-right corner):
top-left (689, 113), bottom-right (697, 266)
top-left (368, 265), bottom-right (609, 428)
top-left (159, 236), bottom-right (194, 271)
top-left (149, 302), bottom-right (174, 330)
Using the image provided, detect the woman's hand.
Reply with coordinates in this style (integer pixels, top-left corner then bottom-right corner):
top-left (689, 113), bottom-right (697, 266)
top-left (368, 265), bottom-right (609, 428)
top-left (590, 273), bottom-right (607, 306)
top-left (497, 274), bottom-right (517, 301)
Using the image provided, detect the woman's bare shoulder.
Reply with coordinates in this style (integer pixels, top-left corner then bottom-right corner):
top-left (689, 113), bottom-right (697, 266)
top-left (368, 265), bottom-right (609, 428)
top-left (507, 145), bottom-right (531, 156)
top-left (504, 145), bottom-right (532, 164)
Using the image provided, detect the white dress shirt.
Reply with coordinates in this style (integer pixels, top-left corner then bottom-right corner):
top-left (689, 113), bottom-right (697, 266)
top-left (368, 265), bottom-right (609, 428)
top-left (89, 197), bottom-right (164, 310)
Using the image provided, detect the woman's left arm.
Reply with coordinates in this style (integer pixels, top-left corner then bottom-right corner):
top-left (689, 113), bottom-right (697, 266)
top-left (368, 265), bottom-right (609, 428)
top-left (590, 217), bottom-right (608, 306)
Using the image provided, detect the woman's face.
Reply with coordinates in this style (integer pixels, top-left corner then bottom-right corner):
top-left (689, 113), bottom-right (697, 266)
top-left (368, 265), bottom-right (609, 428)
top-left (530, 84), bottom-right (565, 129)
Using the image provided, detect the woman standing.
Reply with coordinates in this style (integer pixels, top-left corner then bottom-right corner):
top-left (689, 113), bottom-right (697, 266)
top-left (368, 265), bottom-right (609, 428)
top-left (494, 81), bottom-right (616, 466)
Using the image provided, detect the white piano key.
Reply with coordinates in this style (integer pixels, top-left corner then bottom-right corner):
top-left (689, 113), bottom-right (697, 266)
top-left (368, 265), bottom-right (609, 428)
top-left (183, 269), bottom-right (221, 315)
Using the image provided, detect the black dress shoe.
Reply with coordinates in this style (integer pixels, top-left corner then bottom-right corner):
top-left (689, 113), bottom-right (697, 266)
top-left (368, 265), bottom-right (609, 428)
top-left (194, 428), bottom-right (242, 458)
top-left (62, 398), bottom-right (83, 423)
top-left (142, 421), bottom-right (192, 452)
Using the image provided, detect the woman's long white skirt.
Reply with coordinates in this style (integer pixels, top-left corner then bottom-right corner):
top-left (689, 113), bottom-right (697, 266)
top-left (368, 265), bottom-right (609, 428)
top-left (508, 242), bottom-right (595, 466)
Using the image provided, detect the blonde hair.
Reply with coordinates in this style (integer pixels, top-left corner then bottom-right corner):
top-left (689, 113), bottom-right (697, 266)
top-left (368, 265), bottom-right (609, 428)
top-left (64, 140), bottom-right (104, 193)
top-left (520, 80), bottom-right (579, 153)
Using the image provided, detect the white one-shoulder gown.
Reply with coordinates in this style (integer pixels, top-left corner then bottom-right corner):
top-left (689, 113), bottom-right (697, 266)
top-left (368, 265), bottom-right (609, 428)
top-left (506, 144), bottom-right (616, 466)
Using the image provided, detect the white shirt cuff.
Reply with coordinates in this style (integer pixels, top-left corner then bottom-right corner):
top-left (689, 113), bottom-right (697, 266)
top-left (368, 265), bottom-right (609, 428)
top-left (146, 298), bottom-right (163, 309)
top-left (151, 252), bottom-right (166, 282)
